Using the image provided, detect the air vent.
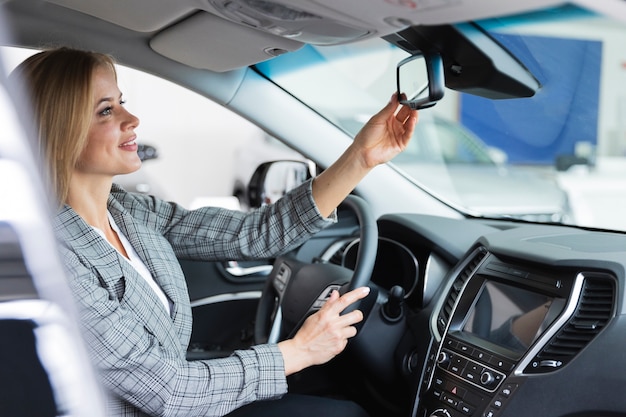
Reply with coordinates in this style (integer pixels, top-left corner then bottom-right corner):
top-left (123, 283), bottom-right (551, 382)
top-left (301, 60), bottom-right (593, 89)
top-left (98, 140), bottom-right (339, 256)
top-left (436, 247), bottom-right (488, 335)
top-left (535, 276), bottom-right (614, 363)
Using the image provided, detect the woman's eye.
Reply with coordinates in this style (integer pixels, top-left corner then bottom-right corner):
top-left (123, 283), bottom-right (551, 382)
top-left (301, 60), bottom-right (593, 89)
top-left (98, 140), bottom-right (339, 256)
top-left (98, 99), bottom-right (125, 116)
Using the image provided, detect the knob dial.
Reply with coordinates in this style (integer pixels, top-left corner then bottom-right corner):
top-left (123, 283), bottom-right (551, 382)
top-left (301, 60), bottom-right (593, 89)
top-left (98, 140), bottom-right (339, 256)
top-left (480, 370), bottom-right (495, 386)
top-left (437, 351), bottom-right (450, 366)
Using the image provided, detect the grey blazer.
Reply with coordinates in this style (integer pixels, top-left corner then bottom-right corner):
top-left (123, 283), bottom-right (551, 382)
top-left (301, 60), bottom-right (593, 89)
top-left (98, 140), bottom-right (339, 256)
top-left (53, 181), bottom-right (333, 417)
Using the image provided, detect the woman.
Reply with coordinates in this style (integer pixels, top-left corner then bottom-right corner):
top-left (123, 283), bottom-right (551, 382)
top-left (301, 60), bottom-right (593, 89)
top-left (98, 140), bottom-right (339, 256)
top-left (12, 47), bottom-right (418, 417)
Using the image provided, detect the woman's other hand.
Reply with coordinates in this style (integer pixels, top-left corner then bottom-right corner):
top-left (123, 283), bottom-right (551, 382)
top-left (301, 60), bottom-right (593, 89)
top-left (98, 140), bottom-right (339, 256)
top-left (278, 286), bottom-right (370, 375)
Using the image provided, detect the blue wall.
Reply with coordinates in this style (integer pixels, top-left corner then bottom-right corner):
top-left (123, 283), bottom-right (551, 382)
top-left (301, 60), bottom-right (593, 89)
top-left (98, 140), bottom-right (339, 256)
top-left (461, 34), bottom-right (601, 164)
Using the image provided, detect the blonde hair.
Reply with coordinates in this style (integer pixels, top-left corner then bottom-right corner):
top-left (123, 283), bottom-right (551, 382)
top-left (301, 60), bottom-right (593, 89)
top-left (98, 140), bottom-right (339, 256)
top-left (11, 47), bottom-right (117, 205)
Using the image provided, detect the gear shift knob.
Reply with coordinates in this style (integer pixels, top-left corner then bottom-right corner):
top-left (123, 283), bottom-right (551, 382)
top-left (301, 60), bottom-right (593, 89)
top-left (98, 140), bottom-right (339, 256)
top-left (382, 285), bottom-right (405, 322)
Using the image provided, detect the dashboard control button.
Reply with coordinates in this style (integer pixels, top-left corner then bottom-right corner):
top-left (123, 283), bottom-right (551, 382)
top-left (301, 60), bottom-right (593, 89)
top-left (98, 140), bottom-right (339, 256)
top-left (448, 355), bottom-right (464, 374)
top-left (463, 362), bottom-right (484, 383)
top-left (458, 402), bottom-right (475, 415)
top-left (483, 408), bottom-right (497, 417)
top-left (500, 383), bottom-right (518, 398)
top-left (470, 349), bottom-right (491, 363)
top-left (457, 342), bottom-right (473, 355)
top-left (442, 393), bottom-right (459, 408)
top-left (444, 339), bottom-right (458, 349)
top-left (444, 382), bottom-right (467, 399)
top-left (489, 356), bottom-right (514, 372)
top-left (492, 397), bottom-right (504, 409)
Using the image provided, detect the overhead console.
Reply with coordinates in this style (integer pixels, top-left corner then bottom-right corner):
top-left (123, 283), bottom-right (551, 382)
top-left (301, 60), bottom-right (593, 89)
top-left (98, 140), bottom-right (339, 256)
top-left (39, 0), bottom-right (566, 72)
top-left (415, 246), bottom-right (616, 417)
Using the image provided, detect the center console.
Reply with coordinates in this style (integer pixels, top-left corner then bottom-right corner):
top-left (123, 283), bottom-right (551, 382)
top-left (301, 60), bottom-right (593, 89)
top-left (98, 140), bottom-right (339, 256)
top-left (414, 248), bottom-right (585, 417)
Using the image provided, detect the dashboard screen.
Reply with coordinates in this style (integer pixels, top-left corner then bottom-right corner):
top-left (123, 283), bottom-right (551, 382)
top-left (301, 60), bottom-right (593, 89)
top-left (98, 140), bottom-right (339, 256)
top-left (462, 281), bottom-right (554, 354)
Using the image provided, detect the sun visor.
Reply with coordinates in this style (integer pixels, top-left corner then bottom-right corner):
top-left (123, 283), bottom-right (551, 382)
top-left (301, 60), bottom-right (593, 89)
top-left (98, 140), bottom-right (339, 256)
top-left (150, 12), bottom-right (303, 72)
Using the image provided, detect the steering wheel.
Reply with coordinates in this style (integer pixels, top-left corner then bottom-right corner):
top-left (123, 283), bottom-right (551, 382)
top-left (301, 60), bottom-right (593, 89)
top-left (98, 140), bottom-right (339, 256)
top-left (254, 194), bottom-right (378, 345)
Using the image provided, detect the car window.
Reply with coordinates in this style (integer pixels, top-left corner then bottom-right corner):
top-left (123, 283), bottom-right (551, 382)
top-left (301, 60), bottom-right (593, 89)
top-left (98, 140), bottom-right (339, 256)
top-left (255, 5), bottom-right (626, 231)
top-left (393, 117), bottom-right (497, 165)
top-left (1, 46), bottom-right (271, 210)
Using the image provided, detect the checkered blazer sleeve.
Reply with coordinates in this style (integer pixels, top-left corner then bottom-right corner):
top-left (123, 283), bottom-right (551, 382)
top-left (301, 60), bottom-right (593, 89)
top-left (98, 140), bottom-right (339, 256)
top-left (111, 178), bottom-right (335, 261)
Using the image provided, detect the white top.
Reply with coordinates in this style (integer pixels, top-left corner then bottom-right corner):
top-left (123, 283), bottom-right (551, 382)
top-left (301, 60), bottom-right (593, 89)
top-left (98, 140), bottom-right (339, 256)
top-left (92, 212), bottom-right (172, 315)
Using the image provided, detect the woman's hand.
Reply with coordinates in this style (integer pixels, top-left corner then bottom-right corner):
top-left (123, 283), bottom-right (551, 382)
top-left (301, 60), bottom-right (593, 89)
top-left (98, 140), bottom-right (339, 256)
top-left (351, 93), bottom-right (418, 169)
top-left (278, 286), bottom-right (370, 376)
top-left (311, 94), bottom-right (418, 217)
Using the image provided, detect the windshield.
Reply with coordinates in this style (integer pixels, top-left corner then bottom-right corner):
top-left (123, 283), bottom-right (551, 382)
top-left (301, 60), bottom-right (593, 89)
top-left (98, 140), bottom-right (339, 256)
top-left (256, 5), bottom-right (626, 232)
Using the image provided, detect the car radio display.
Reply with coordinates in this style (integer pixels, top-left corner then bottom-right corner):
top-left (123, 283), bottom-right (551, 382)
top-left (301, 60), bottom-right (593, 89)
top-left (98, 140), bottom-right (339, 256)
top-left (461, 281), bottom-right (555, 354)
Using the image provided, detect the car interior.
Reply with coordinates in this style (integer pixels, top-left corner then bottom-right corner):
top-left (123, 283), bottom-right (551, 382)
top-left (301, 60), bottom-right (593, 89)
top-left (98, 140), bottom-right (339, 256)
top-left (2, 0), bottom-right (626, 417)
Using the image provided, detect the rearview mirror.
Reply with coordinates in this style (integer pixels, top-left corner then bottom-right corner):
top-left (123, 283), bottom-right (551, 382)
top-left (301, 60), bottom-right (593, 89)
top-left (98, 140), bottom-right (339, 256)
top-left (396, 53), bottom-right (445, 110)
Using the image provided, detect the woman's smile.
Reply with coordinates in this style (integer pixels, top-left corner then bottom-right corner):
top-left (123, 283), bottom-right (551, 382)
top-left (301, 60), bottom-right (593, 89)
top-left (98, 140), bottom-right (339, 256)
top-left (119, 137), bottom-right (138, 151)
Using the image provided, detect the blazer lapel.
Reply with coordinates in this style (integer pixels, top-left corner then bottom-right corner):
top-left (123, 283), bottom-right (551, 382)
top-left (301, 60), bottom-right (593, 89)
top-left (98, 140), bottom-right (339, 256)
top-left (106, 197), bottom-right (192, 346)
top-left (55, 206), bottom-right (125, 291)
top-left (55, 205), bottom-right (183, 353)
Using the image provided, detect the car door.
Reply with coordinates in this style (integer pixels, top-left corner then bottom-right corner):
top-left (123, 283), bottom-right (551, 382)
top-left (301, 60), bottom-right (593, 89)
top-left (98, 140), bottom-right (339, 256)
top-left (181, 257), bottom-right (270, 359)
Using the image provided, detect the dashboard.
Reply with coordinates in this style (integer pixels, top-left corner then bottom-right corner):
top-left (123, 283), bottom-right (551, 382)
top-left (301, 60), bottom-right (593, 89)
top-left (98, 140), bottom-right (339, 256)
top-left (315, 211), bottom-right (626, 417)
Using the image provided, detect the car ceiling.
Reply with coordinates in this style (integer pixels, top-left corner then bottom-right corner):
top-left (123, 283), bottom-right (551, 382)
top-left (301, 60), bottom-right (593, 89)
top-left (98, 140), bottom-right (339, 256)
top-left (4, 0), bottom-right (626, 112)
top-left (2, 0), bottom-right (568, 73)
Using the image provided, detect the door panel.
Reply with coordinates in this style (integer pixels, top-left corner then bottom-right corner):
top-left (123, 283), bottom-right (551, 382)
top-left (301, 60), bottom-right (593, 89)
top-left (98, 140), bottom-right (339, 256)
top-left (180, 259), bottom-right (270, 359)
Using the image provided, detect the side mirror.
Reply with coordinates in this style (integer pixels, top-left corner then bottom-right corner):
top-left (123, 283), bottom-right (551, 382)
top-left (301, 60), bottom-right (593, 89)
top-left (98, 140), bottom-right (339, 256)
top-left (248, 161), bottom-right (313, 208)
top-left (396, 53), bottom-right (445, 110)
top-left (137, 144), bottom-right (159, 161)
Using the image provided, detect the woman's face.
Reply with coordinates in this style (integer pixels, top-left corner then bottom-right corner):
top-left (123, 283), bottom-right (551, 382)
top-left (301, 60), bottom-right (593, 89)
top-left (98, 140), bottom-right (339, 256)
top-left (75, 66), bottom-right (141, 178)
